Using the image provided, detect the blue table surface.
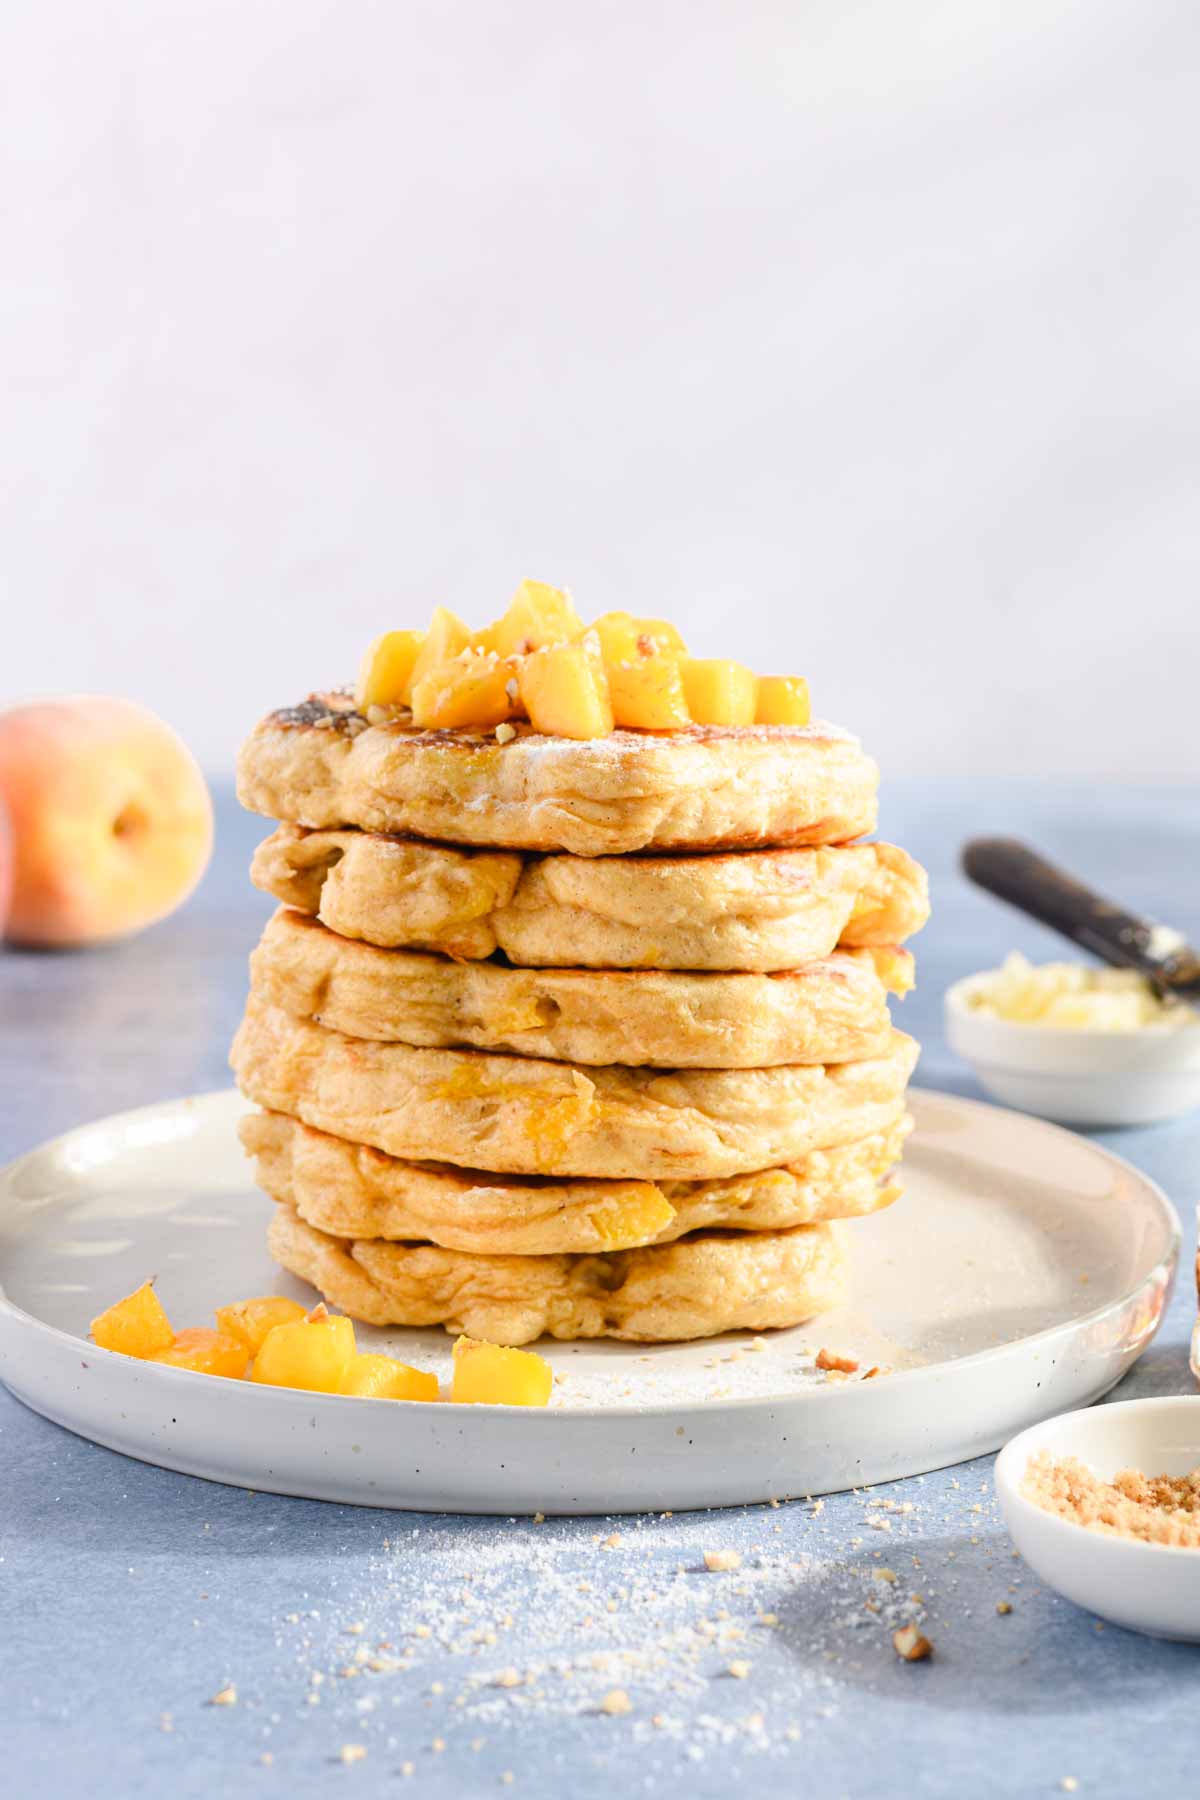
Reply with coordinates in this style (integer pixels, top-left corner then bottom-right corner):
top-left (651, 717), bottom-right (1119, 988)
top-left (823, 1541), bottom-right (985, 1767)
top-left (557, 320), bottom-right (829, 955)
top-left (2, 779), bottom-right (1198, 1799)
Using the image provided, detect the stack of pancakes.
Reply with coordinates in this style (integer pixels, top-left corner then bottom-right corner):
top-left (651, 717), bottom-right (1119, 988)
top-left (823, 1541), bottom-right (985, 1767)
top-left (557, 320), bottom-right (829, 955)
top-left (230, 694), bottom-right (927, 1345)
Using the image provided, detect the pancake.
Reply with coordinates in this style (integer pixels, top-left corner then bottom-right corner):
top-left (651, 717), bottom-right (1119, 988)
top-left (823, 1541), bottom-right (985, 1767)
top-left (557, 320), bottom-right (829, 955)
top-left (236, 692), bottom-right (878, 855)
top-left (231, 995), bottom-right (919, 1179)
top-left (249, 906), bottom-right (912, 1068)
top-left (251, 827), bottom-right (928, 970)
top-left (268, 1203), bottom-right (850, 1344)
top-left (242, 1108), bottom-right (911, 1253)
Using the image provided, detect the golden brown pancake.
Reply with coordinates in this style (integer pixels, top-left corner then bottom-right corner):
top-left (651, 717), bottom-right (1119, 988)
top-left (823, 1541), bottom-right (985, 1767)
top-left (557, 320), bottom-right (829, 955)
top-left (268, 1202), bottom-right (850, 1344)
top-left (236, 692), bottom-right (878, 855)
top-left (242, 1108), bottom-right (911, 1253)
top-left (251, 827), bottom-right (928, 970)
top-left (231, 995), bottom-right (919, 1179)
top-left (249, 906), bottom-right (912, 1068)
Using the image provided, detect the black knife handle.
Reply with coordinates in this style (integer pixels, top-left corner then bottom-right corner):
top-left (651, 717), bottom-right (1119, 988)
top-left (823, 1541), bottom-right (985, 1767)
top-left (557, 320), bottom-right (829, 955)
top-left (961, 837), bottom-right (1200, 993)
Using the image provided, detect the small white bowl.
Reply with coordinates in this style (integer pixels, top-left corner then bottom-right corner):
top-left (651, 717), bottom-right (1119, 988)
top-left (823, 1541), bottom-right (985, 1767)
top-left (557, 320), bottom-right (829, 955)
top-left (995, 1398), bottom-right (1200, 1640)
top-left (945, 975), bottom-right (1200, 1126)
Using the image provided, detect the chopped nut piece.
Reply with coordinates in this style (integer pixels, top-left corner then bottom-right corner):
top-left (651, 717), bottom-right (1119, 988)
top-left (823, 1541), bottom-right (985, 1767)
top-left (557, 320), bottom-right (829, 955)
top-left (601, 1688), bottom-right (632, 1715)
top-left (996, 1600), bottom-right (1013, 1615)
top-left (339, 1744), bottom-right (367, 1764)
top-left (494, 1668), bottom-right (523, 1688)
top-left (727, 1660), bottom-right (752, 1680)
top-left (893, 1625), bottom-right (933, 1662)
top-left (602, 1532), bottom-right (622, 1550)
top-left (495, 722), bottom-right (517, 745)
top-left (209, 1684), bottom-right (237, 1707)
top-left (703, 1549), bottom-right (742, 1572)
top-left (815, 1348), bottom-right (859, 1374)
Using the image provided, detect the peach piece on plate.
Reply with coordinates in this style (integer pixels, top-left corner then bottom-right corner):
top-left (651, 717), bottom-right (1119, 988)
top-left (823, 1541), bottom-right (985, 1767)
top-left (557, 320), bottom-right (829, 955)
top-left (149, 1327), bottom-right (249, 1379)
top-left (215, 1295), bottom-right (309, 1355)
top-left (451, 1335), bottom-right (553, 1406)
top-left (0, 697), bottom-right (213, 947)
top-left (251, 1312), bottom-right (357, 1392)
top-left (342, 1353), bottom-right (439, 1401)
top-left (91, 1281), bottom-right (175, 1358)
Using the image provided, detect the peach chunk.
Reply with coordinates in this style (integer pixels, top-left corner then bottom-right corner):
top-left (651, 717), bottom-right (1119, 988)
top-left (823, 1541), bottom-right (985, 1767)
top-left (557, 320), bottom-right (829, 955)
top-left (355, 629), bottom-right (425, 711)
top-left (754, 675), bottom-right (811, 727)
top-left (867, 946), bottom-right (916, 995)
top-left (215, 1295), bottom-right (309, 1356)
top-left (149, 1327), bottom-right (249, 1379)
top-left (590, 612), bottom-right (687, 662)
top-left (411, 650), bottom-right (519, 730)
top-left (91, 1281), bottom-right (175, 1358)
top-left (405, 608), bottom-right (472, 703)
top-left (251, 1311), bottom-right (357, 1393)
top-left (0, 698), bottom-right (213, 947)
top-left (451, 1335), bottom-right (553, 1407)
top-left (489, 580), bottom-right (582, 657)
top-left (606, 647), bottom-right (691, 731)
top-left (679, 658), bottom-right (757, 726)
top-left (342, 1353), bottom-right (439, 1401)
top-left (519, 632), bottom-right (614, 740)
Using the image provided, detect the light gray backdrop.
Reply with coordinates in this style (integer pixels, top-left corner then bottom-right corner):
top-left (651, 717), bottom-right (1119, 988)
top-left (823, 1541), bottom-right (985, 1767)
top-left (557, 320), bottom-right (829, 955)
top-left (4, 1), bottom-right (1197, 777)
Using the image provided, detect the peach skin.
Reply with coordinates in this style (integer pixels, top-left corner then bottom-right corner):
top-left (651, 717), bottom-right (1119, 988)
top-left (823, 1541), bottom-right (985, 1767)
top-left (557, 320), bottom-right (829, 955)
top-left (0, 697), bottom-right (213, 947)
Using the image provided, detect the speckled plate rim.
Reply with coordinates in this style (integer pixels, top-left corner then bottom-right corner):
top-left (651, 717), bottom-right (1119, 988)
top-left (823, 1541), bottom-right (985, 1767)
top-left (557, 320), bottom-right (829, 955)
top-left (0, 1086), bottom-right (1181, 1514)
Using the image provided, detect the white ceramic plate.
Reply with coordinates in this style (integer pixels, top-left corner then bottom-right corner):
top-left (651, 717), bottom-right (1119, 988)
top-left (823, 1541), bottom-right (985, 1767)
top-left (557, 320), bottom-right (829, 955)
top-left (0, 1088), bottom-right (1179, 1514)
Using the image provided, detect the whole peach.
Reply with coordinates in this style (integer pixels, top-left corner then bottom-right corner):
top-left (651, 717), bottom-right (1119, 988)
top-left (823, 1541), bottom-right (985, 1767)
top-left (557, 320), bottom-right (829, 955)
top-left (0, 697), bottom-right (214, 947)
top-left (0, 792), bottom-right (11, 933)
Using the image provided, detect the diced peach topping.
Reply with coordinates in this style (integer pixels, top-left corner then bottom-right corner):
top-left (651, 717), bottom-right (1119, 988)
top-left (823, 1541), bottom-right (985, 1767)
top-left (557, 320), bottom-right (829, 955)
top-left (411, 649), bottom-right (519, 731)
top-left (490, 579), bottom-right (582, 657)
top-left (754, 675), bottom-right (811, 727)
top-left (404, 607), bottom-right (472, 703)
top-left (91, 1281), bottom-right (174, 1358)
top-left (590, 611), bottom-right (687, 663)
top-left (342, 1353), bottom-right (439, 1401)
top-left (680, 658), bottom-right (757, 727)
top-left (451, 1335), bottom-right (553, 1407)
top-left (251, 1311), bottom-right (357, 1393)
top-left (149, 1327), bottom-right (249, 1379)
top-left (607, 643), bottom-right (691, 731)
top-left (519, 632), bottom-right (614, 740)
top-left (215, 1295), bottom-right (308, 1355)
top-left (352, 582), bottom-right (811, 739)
top-left (355, 629), bottom-right (425, 711)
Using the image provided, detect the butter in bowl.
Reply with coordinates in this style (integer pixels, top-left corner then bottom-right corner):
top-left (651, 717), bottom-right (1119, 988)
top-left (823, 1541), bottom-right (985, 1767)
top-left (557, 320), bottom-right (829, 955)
top-left (946, 954), bottom-right (1200, 1126)
top-left (949, 837), bottom-right (1200, 1127)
